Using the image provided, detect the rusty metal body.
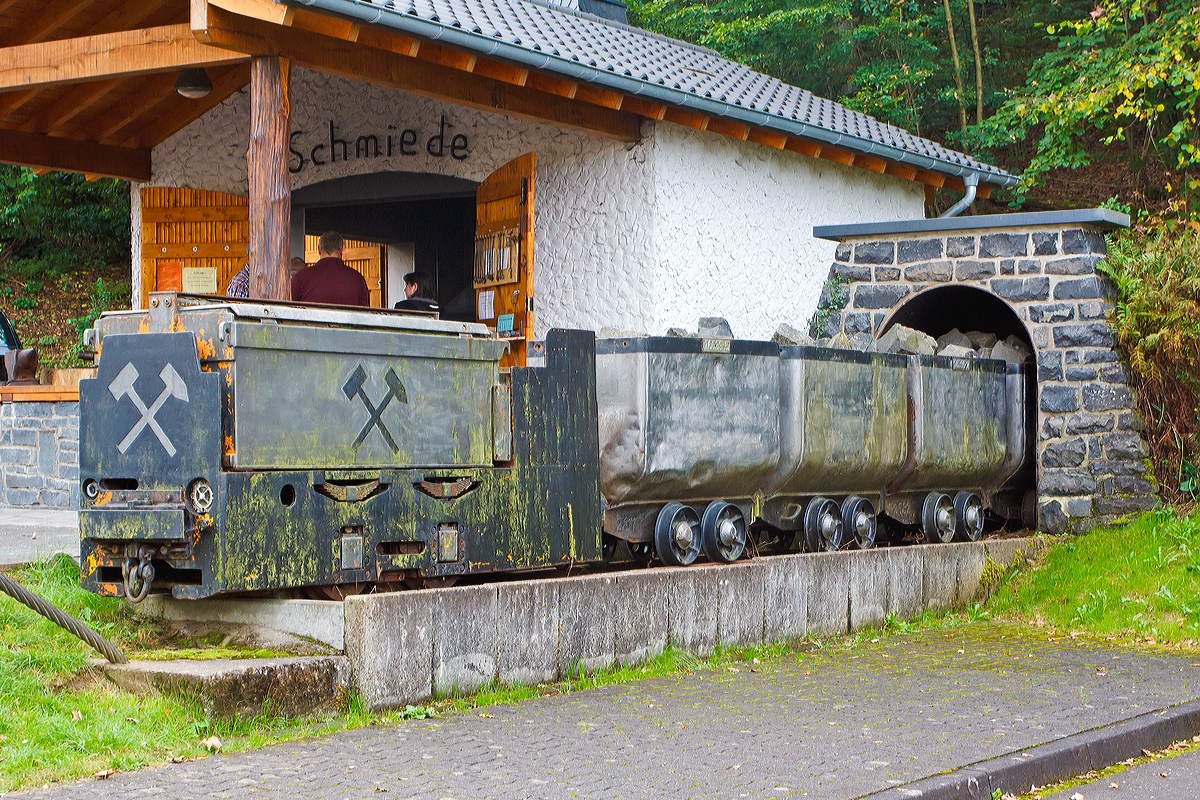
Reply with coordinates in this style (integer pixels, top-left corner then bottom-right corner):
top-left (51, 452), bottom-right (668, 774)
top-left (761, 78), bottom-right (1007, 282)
top-left (79, 294), bottom-right (601, 600)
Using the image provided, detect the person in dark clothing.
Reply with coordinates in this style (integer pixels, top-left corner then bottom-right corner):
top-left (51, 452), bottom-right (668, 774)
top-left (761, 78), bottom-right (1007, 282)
top-left (393, 270), bottom-right (440, 313)
top-left (291, 232), bottom-right (370, 307)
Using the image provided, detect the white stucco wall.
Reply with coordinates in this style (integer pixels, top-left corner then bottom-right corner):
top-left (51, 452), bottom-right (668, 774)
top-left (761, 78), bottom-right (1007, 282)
top-left (650, 123), bottom-right (925, 339)
top-left (144, 68), bottom-right (923, 337)
top-left (147, 69), bottom-right (655, 336)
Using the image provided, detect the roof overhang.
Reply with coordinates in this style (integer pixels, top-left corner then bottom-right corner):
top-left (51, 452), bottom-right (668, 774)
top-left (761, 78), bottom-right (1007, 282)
top-left (0, 0), bottom-right (1012, 195)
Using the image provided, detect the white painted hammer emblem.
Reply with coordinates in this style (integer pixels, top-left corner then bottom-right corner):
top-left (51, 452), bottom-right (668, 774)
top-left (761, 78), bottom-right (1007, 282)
top-left (108, 362), bottom-right (189, 456)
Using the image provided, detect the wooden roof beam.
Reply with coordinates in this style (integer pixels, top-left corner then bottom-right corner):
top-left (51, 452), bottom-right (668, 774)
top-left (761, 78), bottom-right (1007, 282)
top-left (620, 96), bottom-right (665, 120)
top-left (0, 23), bottom-right (250, 92)
top-left (15, 78), bottom-right (121, 134)
top-left (0, 128), bottom-right (150, 180)
top-left (193, 5), bottom-right (640, 142)
top-left (92, 0), bottom-right (179, 36)
top-left (661, 106), bottom-right (708, 131)
top-left (1, 0), bottom-right (105, 47)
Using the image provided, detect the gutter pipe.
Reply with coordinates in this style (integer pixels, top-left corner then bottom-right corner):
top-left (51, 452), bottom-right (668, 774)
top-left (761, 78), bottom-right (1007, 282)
top-left (290, 0), bottom-right (1017, 190)
top-left (938, 172), bottom-right (979, 218)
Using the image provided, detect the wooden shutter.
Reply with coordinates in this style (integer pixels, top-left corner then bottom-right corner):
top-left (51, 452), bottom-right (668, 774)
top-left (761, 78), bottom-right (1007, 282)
top-left (475, 153), bottom-right (534, 368)
top-left (139, 188), bottom-right (250, 309)
top-left (304, 236), bottom-right (386, 307)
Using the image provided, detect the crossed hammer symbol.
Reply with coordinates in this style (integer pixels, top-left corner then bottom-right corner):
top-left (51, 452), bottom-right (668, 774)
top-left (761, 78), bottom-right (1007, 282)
top-left (343, 366), bottom-right (407, 453)
top-left (108, 362), bottom-right (189, 456)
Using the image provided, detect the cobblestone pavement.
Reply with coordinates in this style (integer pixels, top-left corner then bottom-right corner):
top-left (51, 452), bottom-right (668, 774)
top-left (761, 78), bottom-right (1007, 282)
top-left (15, 623), bottom-right (1200, 799)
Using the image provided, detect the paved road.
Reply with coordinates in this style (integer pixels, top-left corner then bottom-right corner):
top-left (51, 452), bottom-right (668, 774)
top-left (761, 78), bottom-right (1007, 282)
top-left (0, 509), bottom-right (77, 568)
top-left (1058, 747), bottom-right (1200, 800)
top-left (14, 623), bottom-right (1200, 799)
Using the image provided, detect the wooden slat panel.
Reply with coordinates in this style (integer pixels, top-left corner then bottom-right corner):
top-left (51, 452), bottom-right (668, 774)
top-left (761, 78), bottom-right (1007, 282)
top-left (140, 187), bottom-right (250, 309)
top-left (142, 205), bottom-right (250, 222)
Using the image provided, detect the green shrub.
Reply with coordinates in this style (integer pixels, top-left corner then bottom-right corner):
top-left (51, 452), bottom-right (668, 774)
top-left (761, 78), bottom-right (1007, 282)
top-left (0, 166), bottom-right (129, 280)
top-left (1099, 225), bottom-right (1200, 503)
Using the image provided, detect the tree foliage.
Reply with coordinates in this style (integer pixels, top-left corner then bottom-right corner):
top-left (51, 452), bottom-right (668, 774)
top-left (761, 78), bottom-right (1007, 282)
top-left (968, 0), bottom-right (1200, 198)
top-left (0, 166), bottom-right (130, 278)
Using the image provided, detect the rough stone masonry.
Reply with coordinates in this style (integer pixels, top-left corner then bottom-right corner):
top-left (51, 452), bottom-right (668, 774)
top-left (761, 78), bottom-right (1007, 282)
top-left (815, 210), bottom-right (1158, 534)
top-left (0, 400), bottom-right (80, 508)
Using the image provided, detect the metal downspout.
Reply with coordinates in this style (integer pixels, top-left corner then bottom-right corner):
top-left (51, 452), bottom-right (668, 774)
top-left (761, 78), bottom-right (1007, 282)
top-left (939, 172), bottom-right (979, 218)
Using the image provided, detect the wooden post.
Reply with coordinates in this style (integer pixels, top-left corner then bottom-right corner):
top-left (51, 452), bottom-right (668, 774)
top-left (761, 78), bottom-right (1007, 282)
top-left (247, 56), bottom-right (291, 300)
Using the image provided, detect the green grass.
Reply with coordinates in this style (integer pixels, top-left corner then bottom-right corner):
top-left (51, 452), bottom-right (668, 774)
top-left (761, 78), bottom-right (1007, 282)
top-left (0, 555), bottom-right (374, 792)
top-left (988, 508), bottom-right (1200, 647)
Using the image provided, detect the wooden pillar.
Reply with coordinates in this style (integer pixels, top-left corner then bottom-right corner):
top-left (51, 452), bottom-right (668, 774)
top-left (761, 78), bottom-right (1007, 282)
top-left (247, 56), bottom-right (291, 300)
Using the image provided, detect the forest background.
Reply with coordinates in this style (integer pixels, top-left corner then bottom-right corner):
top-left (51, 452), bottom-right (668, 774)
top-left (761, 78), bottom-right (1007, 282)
top-left (1, 0), bottom-right (1199, 502)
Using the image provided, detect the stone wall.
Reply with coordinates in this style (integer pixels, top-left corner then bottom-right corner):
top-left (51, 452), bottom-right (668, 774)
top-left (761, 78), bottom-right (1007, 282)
top-left (815, 212), bottom-right (1158, 533)
top-left (0, 401), bottom-right (80, 509)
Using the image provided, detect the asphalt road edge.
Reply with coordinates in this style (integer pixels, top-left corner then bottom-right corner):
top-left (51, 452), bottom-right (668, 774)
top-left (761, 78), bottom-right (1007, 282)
top-left (861, 697), bottom-right (1200, 800)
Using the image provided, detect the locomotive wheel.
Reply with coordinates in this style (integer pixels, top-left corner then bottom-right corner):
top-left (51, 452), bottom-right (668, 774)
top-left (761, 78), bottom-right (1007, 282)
top-left (701, 501), bottom-right (747, 563)
top-left (921, 493), bottom-right (955, 544)
top-left (803, 497), bottom-right (843, 553)
top-left (953, 491), bottom-right (985, 542)
top-left (654, 502), bottom-right (702, 566)
top-left (840, 496), bottom-right (877, 550)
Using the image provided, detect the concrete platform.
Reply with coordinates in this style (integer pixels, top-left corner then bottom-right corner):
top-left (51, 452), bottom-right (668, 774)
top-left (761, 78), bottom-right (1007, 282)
top-left (97, 656), bottom-right (351, 720)
top-left (0, 508), bottom-right (78, 568)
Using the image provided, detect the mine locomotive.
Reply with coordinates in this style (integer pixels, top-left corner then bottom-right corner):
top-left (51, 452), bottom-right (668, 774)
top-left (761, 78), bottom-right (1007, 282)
top-left (78, 294), bottom-right (1027, 601)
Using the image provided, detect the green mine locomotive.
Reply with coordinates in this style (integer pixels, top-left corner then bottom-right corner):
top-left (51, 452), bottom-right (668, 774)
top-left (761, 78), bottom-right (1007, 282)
top-left (79, 293), bottom-right (1028, 602)
top-left (79, 294), bottom-right (601, 601)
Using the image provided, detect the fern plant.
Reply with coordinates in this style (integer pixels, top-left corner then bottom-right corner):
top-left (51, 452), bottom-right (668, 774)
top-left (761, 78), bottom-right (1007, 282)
top-left (1099, 225), bottom-right (1200, 503)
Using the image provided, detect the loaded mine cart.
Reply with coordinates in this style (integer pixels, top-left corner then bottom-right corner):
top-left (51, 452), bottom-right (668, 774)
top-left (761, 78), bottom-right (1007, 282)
top-left (78, 293), bottom-right (602, 601)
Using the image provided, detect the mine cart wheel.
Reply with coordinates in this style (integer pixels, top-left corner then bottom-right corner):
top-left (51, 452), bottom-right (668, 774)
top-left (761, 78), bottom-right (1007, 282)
top-left (803, 497), bottom-right (844, 553)
top-left (952, 492), bottom-right (985, 542)
top-left (701, 501), bottom-right (747, 563)
top-left (841, 496), bottom-right (877, 550)
top-left (654, 502), bottom-right (702, 567)
top-left (921, 493), bottom-right (956, 544)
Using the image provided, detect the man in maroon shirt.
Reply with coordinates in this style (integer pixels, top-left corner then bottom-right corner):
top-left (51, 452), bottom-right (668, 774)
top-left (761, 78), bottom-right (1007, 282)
top-left (291, 231), bottom-right (370, 306)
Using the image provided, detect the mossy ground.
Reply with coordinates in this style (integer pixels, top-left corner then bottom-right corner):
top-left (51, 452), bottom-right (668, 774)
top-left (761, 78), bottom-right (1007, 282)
top-left (987, 508), bottom-right (1200, 650)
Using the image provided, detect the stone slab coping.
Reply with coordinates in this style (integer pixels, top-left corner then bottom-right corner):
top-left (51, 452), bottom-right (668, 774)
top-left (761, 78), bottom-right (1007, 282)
top-left (865, 697), bottom-right (1200, 800)
top-left (0, 385), bottom-right (79, 403)
top-left (813, 207), bottom-right (1130, 241)
top-left (94, 656), bottom-right (351, 720)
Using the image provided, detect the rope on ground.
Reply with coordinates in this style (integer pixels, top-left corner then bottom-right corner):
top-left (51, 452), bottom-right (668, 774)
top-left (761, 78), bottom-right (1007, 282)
top-left (0, 571), bottom-right (128, 664)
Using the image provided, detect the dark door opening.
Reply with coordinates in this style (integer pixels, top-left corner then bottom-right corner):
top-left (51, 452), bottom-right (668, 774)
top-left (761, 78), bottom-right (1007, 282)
top-left (882, 285), bottom-right (1038, 527)
top-left (305, 196), bottom-right (477, 321)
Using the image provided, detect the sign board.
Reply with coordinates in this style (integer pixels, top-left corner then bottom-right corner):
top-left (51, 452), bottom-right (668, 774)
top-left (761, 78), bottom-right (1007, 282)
top-left (182, 267), bottom-right (219, 294)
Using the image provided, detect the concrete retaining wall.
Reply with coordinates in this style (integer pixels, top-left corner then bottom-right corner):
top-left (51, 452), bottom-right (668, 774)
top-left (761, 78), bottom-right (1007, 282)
top-left (345, 536), bottom-right (1046, 711)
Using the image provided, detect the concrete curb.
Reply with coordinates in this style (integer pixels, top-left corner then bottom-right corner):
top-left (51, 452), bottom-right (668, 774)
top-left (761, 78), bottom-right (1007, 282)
top-left (862, 698), bottom-right (1200, 800)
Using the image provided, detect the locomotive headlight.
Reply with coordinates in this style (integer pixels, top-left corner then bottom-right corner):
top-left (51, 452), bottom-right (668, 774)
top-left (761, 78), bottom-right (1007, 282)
top-left (188, 479), bottom-right (215, 513)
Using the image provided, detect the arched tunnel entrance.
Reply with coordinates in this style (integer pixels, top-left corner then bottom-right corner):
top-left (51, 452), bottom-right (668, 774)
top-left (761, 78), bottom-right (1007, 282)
top-left (881, 285), bottom-right (1038, 527)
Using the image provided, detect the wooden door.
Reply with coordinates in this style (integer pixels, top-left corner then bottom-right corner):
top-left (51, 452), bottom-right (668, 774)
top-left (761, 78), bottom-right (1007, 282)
top-left (304, 236), bottom-right (386, 307)
top-left (475, 153), bottom-right (534, 368)
top-left (140, 188), bottom-right (250, 309)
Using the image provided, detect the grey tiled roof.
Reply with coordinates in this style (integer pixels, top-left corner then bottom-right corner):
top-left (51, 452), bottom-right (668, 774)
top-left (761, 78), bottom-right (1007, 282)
top-left (295, 0), bottom-right (1015, 185)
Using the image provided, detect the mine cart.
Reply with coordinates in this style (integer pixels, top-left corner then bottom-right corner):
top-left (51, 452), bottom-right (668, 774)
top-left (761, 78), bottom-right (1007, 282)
top-left (763, 346), bottom-right (910, 551)
top-left (78, 294), bottom-right (601, 600)
top-left (594, 336), bottom-right (780, 567)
